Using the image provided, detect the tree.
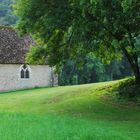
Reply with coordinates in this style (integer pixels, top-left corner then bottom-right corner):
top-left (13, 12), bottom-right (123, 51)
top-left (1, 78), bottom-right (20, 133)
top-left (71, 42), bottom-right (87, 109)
top-left (58, 54), bottom-right (110, 85)
top-left (14, 0), bottom-right (140, 83)
top-left (0, 0), bottom-right (17, 25)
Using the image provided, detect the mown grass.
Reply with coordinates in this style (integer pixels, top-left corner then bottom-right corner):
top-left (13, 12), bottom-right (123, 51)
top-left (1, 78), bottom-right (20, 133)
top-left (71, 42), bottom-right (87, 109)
top-left (0, 80), bottom-right (140, 140)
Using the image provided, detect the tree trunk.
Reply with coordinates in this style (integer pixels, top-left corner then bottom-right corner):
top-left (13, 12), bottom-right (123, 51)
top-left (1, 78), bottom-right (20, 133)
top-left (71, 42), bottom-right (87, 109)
top-left (134, 68), bottom-right (140, 84)
top-left (127, 29), bottom-right (140, 84)
top-left (127, 60), bottom-right (140, 84)
top-left (121, 46), bottom-right (140, 84)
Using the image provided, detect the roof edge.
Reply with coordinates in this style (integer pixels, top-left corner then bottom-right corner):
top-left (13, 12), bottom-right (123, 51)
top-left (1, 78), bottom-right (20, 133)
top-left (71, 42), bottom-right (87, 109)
top-left (0, 63), bottom-right (48, 66)
top-left (0, 25), bottom-right (15, 30)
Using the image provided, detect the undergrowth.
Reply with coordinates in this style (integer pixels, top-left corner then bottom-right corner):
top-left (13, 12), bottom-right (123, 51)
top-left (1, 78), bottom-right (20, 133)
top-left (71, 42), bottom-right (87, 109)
top-left (113, 78), bottom-right (140, 101)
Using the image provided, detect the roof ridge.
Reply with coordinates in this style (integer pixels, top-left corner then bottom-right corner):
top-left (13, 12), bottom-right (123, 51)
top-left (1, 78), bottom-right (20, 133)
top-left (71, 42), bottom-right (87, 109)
top-left (0, 25), bottom-right (15, 31)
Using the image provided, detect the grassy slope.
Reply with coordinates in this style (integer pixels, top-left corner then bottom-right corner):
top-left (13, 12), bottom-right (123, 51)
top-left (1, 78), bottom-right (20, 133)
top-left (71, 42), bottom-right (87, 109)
top-left (0, 80), bottom-right (140, 140)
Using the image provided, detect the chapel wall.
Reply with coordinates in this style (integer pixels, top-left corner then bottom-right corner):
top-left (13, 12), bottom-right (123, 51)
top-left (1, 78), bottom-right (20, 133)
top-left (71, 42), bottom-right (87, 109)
top-left (0, 64), bottom-right (58, 92)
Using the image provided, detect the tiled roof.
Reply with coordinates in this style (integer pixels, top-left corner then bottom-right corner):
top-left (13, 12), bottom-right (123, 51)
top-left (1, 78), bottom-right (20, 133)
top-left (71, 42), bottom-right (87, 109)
top-left (0, 27), bottom-right (33, 64)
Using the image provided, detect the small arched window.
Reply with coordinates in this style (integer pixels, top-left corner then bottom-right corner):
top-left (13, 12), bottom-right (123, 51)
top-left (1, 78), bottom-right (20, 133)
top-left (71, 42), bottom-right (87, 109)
top-left (25, 69), bottom-right (30, 79)
top-left (20, 64), bottom-right (31, 79)
top-left (21, 69), bottom-right (25, 79)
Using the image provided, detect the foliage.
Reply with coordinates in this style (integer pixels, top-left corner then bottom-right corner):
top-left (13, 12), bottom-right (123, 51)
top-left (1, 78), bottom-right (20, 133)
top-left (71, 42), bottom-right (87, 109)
top-left (60, 56), bottom-right (107, 85)
top-left (26, 46), bottom-right (132, 85)
top-left (58, 57), bottom-right (106, 85)
top-left (114, 78), bottom-right (140, 100)
top-left (26, 46), bottom-right (47, 65)
top-left (14, 0), bottom-right (140, 82)
top-left (0, 0), bottom-right (17, 25)
top-left (59, 54), bottom-right (132, 85)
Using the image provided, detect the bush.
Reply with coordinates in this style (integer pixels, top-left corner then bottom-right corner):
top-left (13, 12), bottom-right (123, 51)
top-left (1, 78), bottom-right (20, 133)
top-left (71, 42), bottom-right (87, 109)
top-left (114, 78), bottom-right (140, 100)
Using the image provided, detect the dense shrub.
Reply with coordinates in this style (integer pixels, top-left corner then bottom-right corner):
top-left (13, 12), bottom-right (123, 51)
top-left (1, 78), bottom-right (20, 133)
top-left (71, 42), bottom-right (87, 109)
top-left (114, 78), bottom-right (140, 100)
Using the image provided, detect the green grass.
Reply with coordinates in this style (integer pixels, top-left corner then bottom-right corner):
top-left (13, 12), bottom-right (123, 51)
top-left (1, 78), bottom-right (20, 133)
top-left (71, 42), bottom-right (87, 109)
top-left (0, 80), bottom-right (140, 140)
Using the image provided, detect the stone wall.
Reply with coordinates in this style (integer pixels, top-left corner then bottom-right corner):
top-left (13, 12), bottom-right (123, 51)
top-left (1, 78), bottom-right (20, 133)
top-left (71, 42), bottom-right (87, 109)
top-left (0, 64), bottom-right (58, 92)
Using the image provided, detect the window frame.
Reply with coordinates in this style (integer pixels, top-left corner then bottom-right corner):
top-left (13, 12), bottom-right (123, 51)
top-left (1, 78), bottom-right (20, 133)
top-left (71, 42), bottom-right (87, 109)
top-left (19, 64), bottom-right (31, 80)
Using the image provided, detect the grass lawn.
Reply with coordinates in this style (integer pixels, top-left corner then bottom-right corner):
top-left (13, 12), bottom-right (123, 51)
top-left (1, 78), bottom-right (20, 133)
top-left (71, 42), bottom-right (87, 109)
top-left (0, 80), bottom-right (140, 140)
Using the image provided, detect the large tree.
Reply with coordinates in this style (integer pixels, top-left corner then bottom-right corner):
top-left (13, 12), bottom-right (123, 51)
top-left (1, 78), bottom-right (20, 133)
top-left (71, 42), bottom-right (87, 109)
top-left (14, 0), bottom-right (140, 83)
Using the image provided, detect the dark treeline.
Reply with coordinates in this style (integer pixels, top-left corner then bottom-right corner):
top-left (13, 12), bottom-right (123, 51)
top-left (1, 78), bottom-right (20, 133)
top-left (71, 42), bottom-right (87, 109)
top-left (59, 55), bottom-right (132, 85)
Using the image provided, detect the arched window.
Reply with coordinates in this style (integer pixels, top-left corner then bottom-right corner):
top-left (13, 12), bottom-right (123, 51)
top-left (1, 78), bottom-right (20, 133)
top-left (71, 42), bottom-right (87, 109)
top-left (25, 69), bottom-right (30, 79)
top-left (20, 64), bottom-right (31, 79)
top-left (21, 69), bottom-right (25, 79)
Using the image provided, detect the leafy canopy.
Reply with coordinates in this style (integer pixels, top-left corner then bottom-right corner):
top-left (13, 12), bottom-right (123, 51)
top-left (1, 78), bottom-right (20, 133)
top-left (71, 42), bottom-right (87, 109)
top-left (14, 0), bottom-right (140, 80)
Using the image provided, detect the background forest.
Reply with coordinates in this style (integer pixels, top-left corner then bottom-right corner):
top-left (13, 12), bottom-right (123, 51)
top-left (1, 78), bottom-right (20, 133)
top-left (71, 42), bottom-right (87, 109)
top-left (0, 0), bottom-right (133, 85)
top-left (0, 0), bottom-right (17, 25)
